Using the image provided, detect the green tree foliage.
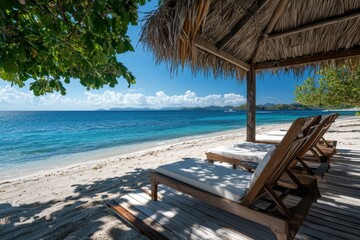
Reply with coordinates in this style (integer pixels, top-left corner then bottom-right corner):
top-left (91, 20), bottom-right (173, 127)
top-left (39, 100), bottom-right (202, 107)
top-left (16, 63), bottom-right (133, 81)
top-left (294, 65), bottom-right (360, 108)
top-left (0, 0), bottom-right (146, 95)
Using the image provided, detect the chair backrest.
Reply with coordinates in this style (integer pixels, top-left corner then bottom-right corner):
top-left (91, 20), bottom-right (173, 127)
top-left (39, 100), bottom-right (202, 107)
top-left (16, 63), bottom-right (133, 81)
top-left (296, 114), bottom-right (329, 157)
top-left (297, 113), bottom-right (338, 158)
top-left (242, 116), bottom-right (316, 206)
top-left (320, 113), bottom-right (339, 139)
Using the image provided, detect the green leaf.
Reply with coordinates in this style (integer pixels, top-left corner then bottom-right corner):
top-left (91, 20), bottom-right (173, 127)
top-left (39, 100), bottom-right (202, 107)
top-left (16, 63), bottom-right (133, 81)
top-left (40, 14), bottom-right (53, 25)
top-left (0, 0), bottom-right (148, 96)
top-left (3, 57), bottom-right (18, 73)
top-left (26, 34), bottom-right (40, 41)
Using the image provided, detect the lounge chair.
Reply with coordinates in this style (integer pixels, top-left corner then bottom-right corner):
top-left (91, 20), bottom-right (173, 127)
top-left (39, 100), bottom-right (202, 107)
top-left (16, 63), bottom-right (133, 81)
top-left (206, 115), bottom-right (334, 178)
top-left (205, 116), bottom-right (329, 176)
top-left (206, 142), bottom-right (276, 170)
top-left (150, 117), bottom-right (319, 239)
top-left (256, 113), bottom-right (339, 156)
top-left (267, 114), bottom-right (339, 149)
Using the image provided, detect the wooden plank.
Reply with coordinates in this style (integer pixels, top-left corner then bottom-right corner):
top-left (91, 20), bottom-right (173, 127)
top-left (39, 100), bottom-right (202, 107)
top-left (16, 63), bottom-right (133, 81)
top-left (313, 199), bottom-right (360, 219)
top-left (319, 176), bottom-right (360, 191)
top-left (246, 67), bottom-right (256, 142)
top-left (301, 217), bottom-right (360, 239)
top-left (318, 184), bottom-right (360, 200)
top-left (319, 183), bottom-right (360, 199)
top-left (161, 197), bottom-right (265, 239)
top-left (217, 0), bottom-right (269, 49)
top-left (269, 11), bottom-right (360, 40)
top-left (160, 184), bottom-right (358, 240)
top-left (157, 186), bottom-right (275, 240)
top-left (298, 225), bottom-right (344, 240)
top-left (127, 192), bottom-right (230, 240)
top-left (288, 195), bottom-right (360, 230)
top-left (308, 209), bottom-right (360, 229)
top-left (139, 192), bottom-right (252, 240)
top-left (150, 172), bottom-right (288, 232)
top-left (305, 214), bottom-right (360, 236)
top-left (321, 175), bottom-right (360, 189)
top-left (107, 200), bottom-right (179, 240)
top-left (254, 45), bottom-right (360, 70)
top-left (287, 197), bottom-right (360, 228)
top-left (195, 37), bottom-right (250, 71)
top-left (251, 0), bottom-right (289, 63)
top-left (145, 186), bottom-right (270, 239)
top-left (118, 194), bottom-right (205, 240)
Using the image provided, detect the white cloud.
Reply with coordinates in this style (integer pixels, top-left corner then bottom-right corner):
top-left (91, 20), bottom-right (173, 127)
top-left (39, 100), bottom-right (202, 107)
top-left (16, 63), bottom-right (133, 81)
top-left (0, 85), bottom-right (34, 105)
top-left (0, 85), bottom-right (246, 110)
top-left (84, 90), bottom-right (245, 109)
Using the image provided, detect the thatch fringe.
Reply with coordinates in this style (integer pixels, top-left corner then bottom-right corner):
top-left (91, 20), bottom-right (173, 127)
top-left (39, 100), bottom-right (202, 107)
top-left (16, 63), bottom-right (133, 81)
top-left (140, 0), bottom-right (246, 80)
top-left (140, 0), bottom-right (360, 80)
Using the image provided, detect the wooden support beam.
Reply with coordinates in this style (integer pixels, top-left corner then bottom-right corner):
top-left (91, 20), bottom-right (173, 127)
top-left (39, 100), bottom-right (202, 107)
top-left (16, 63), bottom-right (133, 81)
top-left (254, 45), bottom-right (360, 70)
top-left (195, 37), bottom-right (251, 71)
top-left (107, 201), bottom-right (168, 240)
top-left (246, 67), bottom-right (256, 142)
top-left (251, 0), bottom-right (288, 64)
top-left (217, 0), bottom-right (268, 50)
top-left (268, 10), bottom-right (360, 40)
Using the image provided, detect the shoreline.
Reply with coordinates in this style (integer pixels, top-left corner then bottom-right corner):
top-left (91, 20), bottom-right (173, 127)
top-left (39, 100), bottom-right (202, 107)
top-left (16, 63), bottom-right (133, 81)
top-left (0, 115), bottom-right (356, 183)
top-left (1, 113), bottom-right (356, 183)
top-left (0, 127), bottom-right (246, 183)
top-left (0, 116), bottom-right (359, 240)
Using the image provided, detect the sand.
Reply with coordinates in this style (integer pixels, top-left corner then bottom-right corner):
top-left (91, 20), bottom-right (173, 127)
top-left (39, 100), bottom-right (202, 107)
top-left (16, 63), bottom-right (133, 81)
top-left (0, 116), bottom-right (359, 240)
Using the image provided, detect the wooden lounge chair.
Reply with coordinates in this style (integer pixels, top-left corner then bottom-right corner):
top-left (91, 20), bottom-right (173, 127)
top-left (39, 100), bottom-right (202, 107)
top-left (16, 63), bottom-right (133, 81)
top-left (206, 115), bottom-right (327, 175)
top-left (207, 115), bottom-right (336, 178)
top-left (257, 114), bottom-right (338, 160)
top-left (267, 113), bottom-right (339, 151)
top-left (287, 114), bottom-right (338, 177)
top-left (150, 117), bottom-right (319, 239)
top-left (206, 142), bottom-right (276, 170)
top-left (256, 114), bottom-right (339, 157)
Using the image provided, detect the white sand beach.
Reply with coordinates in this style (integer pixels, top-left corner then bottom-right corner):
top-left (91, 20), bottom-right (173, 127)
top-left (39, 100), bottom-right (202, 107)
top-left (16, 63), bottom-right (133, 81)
top-left (0, 116), bottom-right (359, 240)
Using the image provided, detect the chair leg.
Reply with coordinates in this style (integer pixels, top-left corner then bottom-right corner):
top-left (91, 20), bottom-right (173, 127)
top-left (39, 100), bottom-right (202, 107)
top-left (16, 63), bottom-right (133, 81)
top-left (272, 228), bottom-right (290, 240)
top-left (150, 177), bottom-right (159, 201)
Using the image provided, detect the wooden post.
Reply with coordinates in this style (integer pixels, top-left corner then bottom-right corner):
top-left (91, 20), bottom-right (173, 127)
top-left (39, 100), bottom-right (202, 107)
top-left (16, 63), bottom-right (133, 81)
top-left (247, 67), bottom-right (256, 142)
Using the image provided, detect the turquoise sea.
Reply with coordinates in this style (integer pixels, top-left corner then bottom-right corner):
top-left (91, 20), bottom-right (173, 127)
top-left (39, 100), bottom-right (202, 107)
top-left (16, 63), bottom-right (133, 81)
top-left (0, 110), bottom-right (356, 180)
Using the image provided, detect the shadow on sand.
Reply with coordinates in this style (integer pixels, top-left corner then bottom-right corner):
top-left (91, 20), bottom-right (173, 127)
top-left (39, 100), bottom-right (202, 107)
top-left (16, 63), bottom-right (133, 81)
top-left (0, 168), bottom-right (150, 240)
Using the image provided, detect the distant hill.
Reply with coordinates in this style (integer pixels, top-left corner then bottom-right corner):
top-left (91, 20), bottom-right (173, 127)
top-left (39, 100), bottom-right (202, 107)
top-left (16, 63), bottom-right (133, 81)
top-left (181, 105), bottom-right (234, 111)
top-left (234, 103), bottom-right (319, 111)
top-left (96, 103), bottom-right (320, 111)
top-left (96, 107), bottom-right (152, 111)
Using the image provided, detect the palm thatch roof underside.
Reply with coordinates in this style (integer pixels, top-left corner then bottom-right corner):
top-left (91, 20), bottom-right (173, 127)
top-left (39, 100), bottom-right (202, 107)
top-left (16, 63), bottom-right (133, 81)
top-left (141, 0), bottom-right (360, 79)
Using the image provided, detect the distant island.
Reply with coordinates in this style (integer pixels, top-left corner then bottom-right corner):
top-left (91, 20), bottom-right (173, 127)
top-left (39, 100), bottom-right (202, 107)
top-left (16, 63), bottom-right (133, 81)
top-left (237, 103), bottom-right (320, 111)
top-left (98, 103), bottom-right (321, 111)
top-left (182, 103), bottom-right (320, 111)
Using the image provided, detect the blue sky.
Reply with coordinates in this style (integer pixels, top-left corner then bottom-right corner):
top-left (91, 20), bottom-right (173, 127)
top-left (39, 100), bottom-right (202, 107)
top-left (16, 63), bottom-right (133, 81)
top-left (0, 2), bottom-right (308, 110)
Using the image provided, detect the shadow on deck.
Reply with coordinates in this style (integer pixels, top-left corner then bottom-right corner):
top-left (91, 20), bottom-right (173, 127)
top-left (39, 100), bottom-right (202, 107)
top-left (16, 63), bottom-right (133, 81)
top-left (109, 148), bottom-right (360, 240)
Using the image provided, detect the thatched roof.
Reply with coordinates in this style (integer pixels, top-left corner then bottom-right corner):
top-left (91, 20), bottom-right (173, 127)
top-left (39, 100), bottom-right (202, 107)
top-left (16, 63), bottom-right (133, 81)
top-left (140, 0), bottom-right (360, 79)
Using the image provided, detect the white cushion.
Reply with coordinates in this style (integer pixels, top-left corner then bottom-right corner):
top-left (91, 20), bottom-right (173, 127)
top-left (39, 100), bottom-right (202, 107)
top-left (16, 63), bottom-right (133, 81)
top-left (247, 148), bottom-right (275, 189)
top-left (256, 134), bottom-right (283, 143)
top-left (156, 158), bottom-right (253, 202)
top-left (267, 130), bottom-right (287, 136)
top-left (207, 142), bottom-right (275, 163)
top-left (232, 142), bottom-right (276, 152)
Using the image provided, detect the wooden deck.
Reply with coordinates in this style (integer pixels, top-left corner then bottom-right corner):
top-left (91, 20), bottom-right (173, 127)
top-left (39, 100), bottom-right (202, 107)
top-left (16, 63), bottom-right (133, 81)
top-left (109, 148), bottom-right (360, 240)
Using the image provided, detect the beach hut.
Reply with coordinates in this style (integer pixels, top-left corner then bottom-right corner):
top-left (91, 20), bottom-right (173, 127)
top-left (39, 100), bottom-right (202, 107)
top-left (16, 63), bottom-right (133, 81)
top-left (107, 1), bottom-right (360, 239)
top-left (140, 0), bottom-right (360, 142)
